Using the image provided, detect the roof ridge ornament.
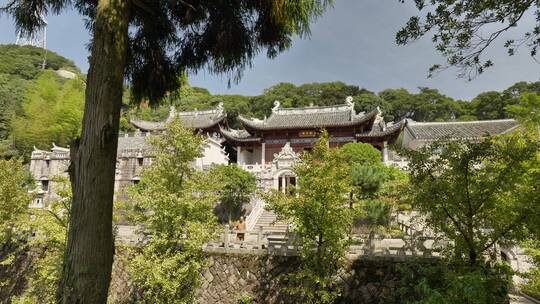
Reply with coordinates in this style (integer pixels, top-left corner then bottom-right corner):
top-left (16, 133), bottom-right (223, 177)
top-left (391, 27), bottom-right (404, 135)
top-left (51, 143), bottom-right (70, 152)
top-left (272, 100), bottom-right (281, 112)
top-left (217, 102), bottom-right (224, 116)
top-left (373, 106), bottom-right (385, 130)
top-left (345, 96), bottom-right (354, 108)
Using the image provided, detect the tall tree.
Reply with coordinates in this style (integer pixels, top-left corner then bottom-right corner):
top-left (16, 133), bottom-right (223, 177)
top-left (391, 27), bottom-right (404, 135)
top-left (0, 158), bottom-right (31, 244)
top-left (129, 118), bottom-right (219, 303)
top-left (209, 164), bottom-right (256, 224)
top-left (470, 91), bottom-right (508, 120)
top-left (507, 92), bottom-right (540, 125)
top-left (405, 130), bottom-right (540, 267)
top-left (1, 1), bottom-right (334, 302)
top-left (397, 0), bottom-right (540, 78)
top-left (266, 131), bottom-right (353, 303)
top-left (342, 141), bottom-right (384, 207)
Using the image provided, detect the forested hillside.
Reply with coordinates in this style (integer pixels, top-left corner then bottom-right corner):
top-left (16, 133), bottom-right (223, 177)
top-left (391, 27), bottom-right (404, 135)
top-left (0, 45), bottom-right (81, 158)
top-left (1, 44), bottom-right (540, 160)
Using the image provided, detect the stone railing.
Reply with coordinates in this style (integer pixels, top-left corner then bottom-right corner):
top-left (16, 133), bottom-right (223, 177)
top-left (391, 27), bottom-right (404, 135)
top-left (203, 226), bottom-right (445, 258)
top-left (245, 197), bottom-right (265, 231)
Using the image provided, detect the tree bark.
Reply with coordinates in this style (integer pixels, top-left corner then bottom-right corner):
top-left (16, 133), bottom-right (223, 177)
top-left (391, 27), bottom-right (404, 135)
top-left (469, 249), bottom-right (478, 267)
top-left (58, 0), bottom-right (129, 302)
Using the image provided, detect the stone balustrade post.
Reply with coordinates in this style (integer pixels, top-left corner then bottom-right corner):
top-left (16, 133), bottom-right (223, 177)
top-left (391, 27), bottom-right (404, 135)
top-left (224, 224), bottom-right (230, 253)
top-left (368, 231), bottom-right (375, 255)
top-left (257, 226), bottom-right (263, 249)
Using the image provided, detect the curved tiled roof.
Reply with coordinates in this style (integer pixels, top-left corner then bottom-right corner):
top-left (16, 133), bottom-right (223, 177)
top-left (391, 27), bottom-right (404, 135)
top-left (406, 119), bottom-right (519, 141)
top-left (356, 120), bottom-right (407, 143)
top-left (130, 105), bottom-right (226, 131)
top-left (238, 104), bottom-right (380, 131)
top-left (130, 120), bottom-right (165, 131)
top-left (219, 126), bottom-right (260, 143)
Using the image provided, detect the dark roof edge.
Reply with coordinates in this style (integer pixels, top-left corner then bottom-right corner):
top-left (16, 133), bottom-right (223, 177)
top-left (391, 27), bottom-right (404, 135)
top-left (238, 107), bottom-right (381, 131)
top-left (219, 126), bottom-right (261, 143)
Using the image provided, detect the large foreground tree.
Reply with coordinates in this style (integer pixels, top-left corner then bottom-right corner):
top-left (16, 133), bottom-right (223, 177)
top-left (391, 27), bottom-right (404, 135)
top-left (1, 1), bottom-right (334, 302)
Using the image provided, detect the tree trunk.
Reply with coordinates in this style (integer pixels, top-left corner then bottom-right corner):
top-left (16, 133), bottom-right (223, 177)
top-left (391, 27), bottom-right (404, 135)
top-left (469, 248), bottom-right (478, 267)
top-left (58, 0), bottom-right (129, 302)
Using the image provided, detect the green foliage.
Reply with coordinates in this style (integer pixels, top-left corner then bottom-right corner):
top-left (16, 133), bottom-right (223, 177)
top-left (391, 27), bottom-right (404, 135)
top-left (506, 92), bottom-right (540, 126)
top-left (129, 118), bottom-right (220, 303)
top-left (266, 131), bottom-right (353, 303)
top-left (0, 159), bottom-right (31, 243)
top-left (470, 91), bottom-right (513, 120)
top-left (236, 293), bottom-right (254, 304)
top-left (378, 88), bottom-right (470, 121)
top-left (350, 165), bottom-right (385, 198)
top-left (393, 261), bottom-right (511, 304)
top-left (0, 74), bottom-right (27, 139)
top-left (396, 0), bottom-right (539, 78)
top-left (404, 129), bottom-right (540, 266)
top-left (0, 45), bottom-right (79, 80)
top-left (209, 164), bottom-right (256, 224)
top-left (377, 165), bottom-right (411, 211)
top-left (522, 240), bottom-right (540, 299)
top-left (342, 142), bottom-right (384, 199)
top-left (10, 71), bottom-right (84, 157)
top-left (0, 45), bottom-right (81, 157)
top-left (363, 199), bottom-right (391, 226)
top-left (342, 142), bottom-right (381, 166)
top-left (13, 176), bottom-right (71, 304)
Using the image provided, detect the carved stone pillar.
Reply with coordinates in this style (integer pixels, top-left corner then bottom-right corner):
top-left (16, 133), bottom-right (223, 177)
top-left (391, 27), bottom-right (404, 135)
top-left (237, 146), bottom-right (243, 165)
top-left (382, 141), bottom-right (389, 163)
top-left (261, 142), bottom-right (266, 165)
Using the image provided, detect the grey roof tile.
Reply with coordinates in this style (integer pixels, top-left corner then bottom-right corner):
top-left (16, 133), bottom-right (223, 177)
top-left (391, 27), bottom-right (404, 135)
top-left (117, 135), bottom-right (150, 151)
top-left (130, 105), bottom-right (226, 131)
top-left (238, 103), bottom-right (379, 130)
top-left (407, 119), bottom-right (519, 140)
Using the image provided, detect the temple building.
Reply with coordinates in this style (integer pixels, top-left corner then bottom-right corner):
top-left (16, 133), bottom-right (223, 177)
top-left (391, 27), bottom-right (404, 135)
top-left (217, 97), bottom-right (405, 191)
top-left (29, 96), bottom-right (522, 205)
top-left (220, 97), bottom-right (405, 166)
top-left (29, 106), bottom-right (230, 207)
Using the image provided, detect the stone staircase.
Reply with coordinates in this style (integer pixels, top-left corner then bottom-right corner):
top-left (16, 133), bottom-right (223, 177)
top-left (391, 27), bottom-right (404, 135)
top-left (253, 210), bottom-right (289, 233)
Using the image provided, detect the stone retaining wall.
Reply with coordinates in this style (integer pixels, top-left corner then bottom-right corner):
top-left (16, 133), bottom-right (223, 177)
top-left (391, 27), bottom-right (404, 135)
top-left (1, 243), bottom-right (441, 304)
top-left (107, 250), bottom-right (438, 304)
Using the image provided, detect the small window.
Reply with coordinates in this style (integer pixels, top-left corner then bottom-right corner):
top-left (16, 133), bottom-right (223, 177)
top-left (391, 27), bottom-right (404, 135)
top-left (137, 157), bottom-right (144, 166)
top-left (41, 180), bottom-right (49, 191)
top-left (45, 160), bottom-right (50, 167)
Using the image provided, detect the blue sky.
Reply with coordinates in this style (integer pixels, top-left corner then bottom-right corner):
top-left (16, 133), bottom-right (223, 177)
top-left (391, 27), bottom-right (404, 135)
top-left (1, 1), bottom-right (538, 100)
